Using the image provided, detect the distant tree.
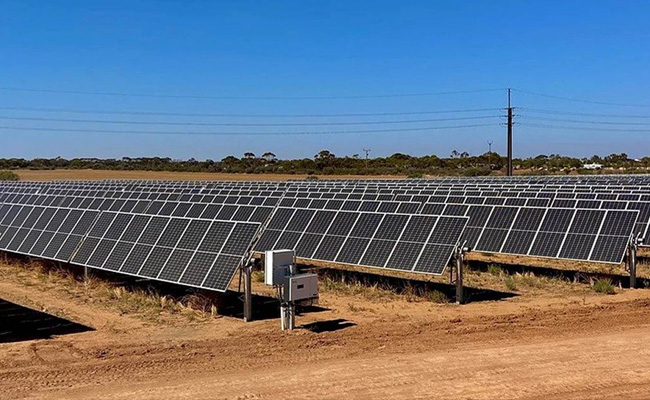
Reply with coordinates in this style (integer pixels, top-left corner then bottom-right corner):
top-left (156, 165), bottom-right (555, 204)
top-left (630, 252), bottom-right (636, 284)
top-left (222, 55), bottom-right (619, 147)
top-left (243, 152), bottom-right (256, 159)
top-left (450, 150), bottom-right (459, 158)
top-left (221, 155), bottom-right (239, 164)
top-left (315, 150), bottom-right (335, 160)
top-left (389, 153), bottom-right (411, 160)
top-left (262, 152), bottom-right (277, 162)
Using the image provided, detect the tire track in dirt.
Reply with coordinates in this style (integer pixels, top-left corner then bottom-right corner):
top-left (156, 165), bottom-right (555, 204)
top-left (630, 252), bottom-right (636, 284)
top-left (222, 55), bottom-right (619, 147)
top-left (50, 326), bottom-right (650, 400)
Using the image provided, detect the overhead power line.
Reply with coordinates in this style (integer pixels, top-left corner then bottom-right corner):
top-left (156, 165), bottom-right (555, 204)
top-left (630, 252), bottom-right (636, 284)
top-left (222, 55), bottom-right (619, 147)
top-left (0, 106), bottom-right (501, 118)
top-left (519, 123), bottom-right (650, 133)
top-left (0, 114), bottom-right (500, 127)
top-left (522, 108), bottom-right (650, 119)
top-left (0, 123), bottom-right (500, 136)
top-left (0, 86), bottom-right (504, 100)
top-left (520, 116), bottom-right (650, 126)
top-left (512, 88), bottom-right (650, 108)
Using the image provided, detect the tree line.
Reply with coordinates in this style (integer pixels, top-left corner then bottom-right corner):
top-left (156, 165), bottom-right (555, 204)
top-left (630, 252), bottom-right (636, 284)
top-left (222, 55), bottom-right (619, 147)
top-left (0, 151), bottom-right (645, 177)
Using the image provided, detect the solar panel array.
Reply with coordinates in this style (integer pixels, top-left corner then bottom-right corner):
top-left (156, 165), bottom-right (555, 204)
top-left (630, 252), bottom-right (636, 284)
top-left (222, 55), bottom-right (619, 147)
top-left (0, 201), bottom-right (261, 292)
top-left (0, 175), bottom-right (646, 292)
top-left (255, 207), bottom-right (468, 274)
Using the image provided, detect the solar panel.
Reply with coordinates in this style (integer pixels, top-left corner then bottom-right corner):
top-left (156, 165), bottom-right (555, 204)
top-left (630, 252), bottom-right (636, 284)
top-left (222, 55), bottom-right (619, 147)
top-left (69, 211), bottom-right (260, 291)
top-left (255, 207), bottom-right (468, 275)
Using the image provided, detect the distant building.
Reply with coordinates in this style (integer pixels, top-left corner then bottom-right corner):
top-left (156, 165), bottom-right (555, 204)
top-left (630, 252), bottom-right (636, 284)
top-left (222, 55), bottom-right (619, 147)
top-left (583, 163), bottom-right (603, 170)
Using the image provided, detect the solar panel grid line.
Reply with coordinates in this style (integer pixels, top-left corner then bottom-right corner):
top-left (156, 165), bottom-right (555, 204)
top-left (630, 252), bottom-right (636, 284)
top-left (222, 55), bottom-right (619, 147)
top-left (134, 217), bottom-right (174, 276)
top-left (76, 212), bottom-right (121, 268)
top-left (198, 222), bottom-right (238, 287)
top-left (467, 205), bottom-right (494, 249)
top-left (19, 208), bottom-right (54, 255)
top-left (110, 214), bottom-right (154, 273)
top-left (352, 213), bottom-right (387, 264)
top-left (494, 207), bottom-right (522, 254)
top-left (356, 213), bottom-right (406, 269)
top-left (585, 209), bottom-right (609, 261)
top-left (306, 209), bottom-right (339, 259)
top-left (553, 208), bottom-right (579, 259)
top-left (22, 208), bottom-right (61, 257)
top-left (286, 209), bottom-right (320, 258)
top-left (13, 207), bottom-right (75, 261)
top-left (28, 208), bottom-right (67, 259)
top-left (410, 215), bottom-right (445, 271)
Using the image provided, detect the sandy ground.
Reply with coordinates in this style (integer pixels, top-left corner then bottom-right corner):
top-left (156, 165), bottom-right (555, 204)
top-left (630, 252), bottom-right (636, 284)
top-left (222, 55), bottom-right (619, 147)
top-left (1, 262), bottom-right (650, 400)
top-left (14, 169), bottom-right (406, 181)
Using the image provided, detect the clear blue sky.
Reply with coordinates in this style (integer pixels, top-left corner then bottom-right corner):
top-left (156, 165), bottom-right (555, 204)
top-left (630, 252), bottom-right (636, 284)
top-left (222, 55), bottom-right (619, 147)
top-left (1, 0), bottom-right (649, 160)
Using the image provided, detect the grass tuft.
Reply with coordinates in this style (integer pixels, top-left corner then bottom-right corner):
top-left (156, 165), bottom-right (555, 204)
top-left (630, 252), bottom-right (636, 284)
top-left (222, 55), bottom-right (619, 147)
top-left (252, 270), bottom-right (265, 283)
top-left (504, 276), bottom-right (517, 291)
top-left (487, 264), bottom-right (502, 276)
top-left (425, 290), bottom-right (450, 304)
top-left (593, 278), bottom-right (616, 295)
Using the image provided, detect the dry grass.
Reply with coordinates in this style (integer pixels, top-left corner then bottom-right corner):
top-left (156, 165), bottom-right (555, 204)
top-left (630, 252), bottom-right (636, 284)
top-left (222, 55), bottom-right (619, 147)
top-left (592, 278), bottom-right (616, 295)
top-left (319, 274), bottom-right (450, 304)
top-left (15, 169), bottom-right (406, 181)
top-left (466, 252), bottom-right (628, 277)
top-left (0, 258), bottom-right (218, 323)
top-left (464, 264), bottom-right (585, 295)
top-left (251, 270), bottom-right (265, 283)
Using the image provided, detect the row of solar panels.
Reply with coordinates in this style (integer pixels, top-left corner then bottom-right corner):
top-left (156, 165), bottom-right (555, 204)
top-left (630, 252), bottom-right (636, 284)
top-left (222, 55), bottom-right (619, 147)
top-left (254, 205), bottom-right (638, 265)
top-left (0, 201), bottom-right (470, 291)
top-left (6, 189), bottom-right (645, 248)
top-left (3, 188), bottom-right (645, 251)
top-left (0, 203), bottom-right (260, 292)
top-left (254, 208), bottom-right (468, 275)
top-left (6, 186), bottom-right (650, 204)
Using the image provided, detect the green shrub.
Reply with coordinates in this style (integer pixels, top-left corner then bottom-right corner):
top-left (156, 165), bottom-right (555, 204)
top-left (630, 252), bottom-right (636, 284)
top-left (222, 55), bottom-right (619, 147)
top-left (504, 276), bottom-right (517, 291)
top-left (593, 278), bottom-right (616, 294)
top-left (0, 170), bottom-right (19, 181)
top-left (460, 167), bottom-right (491, 177)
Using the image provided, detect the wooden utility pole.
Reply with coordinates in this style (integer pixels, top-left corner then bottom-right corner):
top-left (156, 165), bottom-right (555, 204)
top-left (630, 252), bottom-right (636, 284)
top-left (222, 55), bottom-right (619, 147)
top-left (506, 88), bottom-right (513, 177)
top-left (363, 148), bottom-right (371, 170)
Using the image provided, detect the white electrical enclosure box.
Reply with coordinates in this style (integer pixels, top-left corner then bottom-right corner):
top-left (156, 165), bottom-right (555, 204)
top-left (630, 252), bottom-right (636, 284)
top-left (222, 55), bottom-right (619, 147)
top-left (284, 273), bottom-right (319, 302)
top-left (264, 249), bottom-right (294, 286)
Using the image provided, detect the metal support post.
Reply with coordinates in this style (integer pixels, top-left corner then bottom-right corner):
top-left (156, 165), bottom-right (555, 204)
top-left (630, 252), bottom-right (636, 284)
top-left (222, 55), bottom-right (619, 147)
top-left (288, 302), bottom-right (295, 330)
top-left (280, 301), bottom-right (295, 331)
top-left (243, 265), bottom-right (253, 322)
top-left (455, 247), bottom-right (464, 304)
top-left (280, 302), bottom-right (287, 330)
top-left (627, 235), bottom-right (638, 289)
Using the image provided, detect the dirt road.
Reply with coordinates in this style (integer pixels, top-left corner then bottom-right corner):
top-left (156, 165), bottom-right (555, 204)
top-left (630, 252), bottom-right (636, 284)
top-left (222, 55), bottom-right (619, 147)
top-left (62, 327), bottom-right (650, 400)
